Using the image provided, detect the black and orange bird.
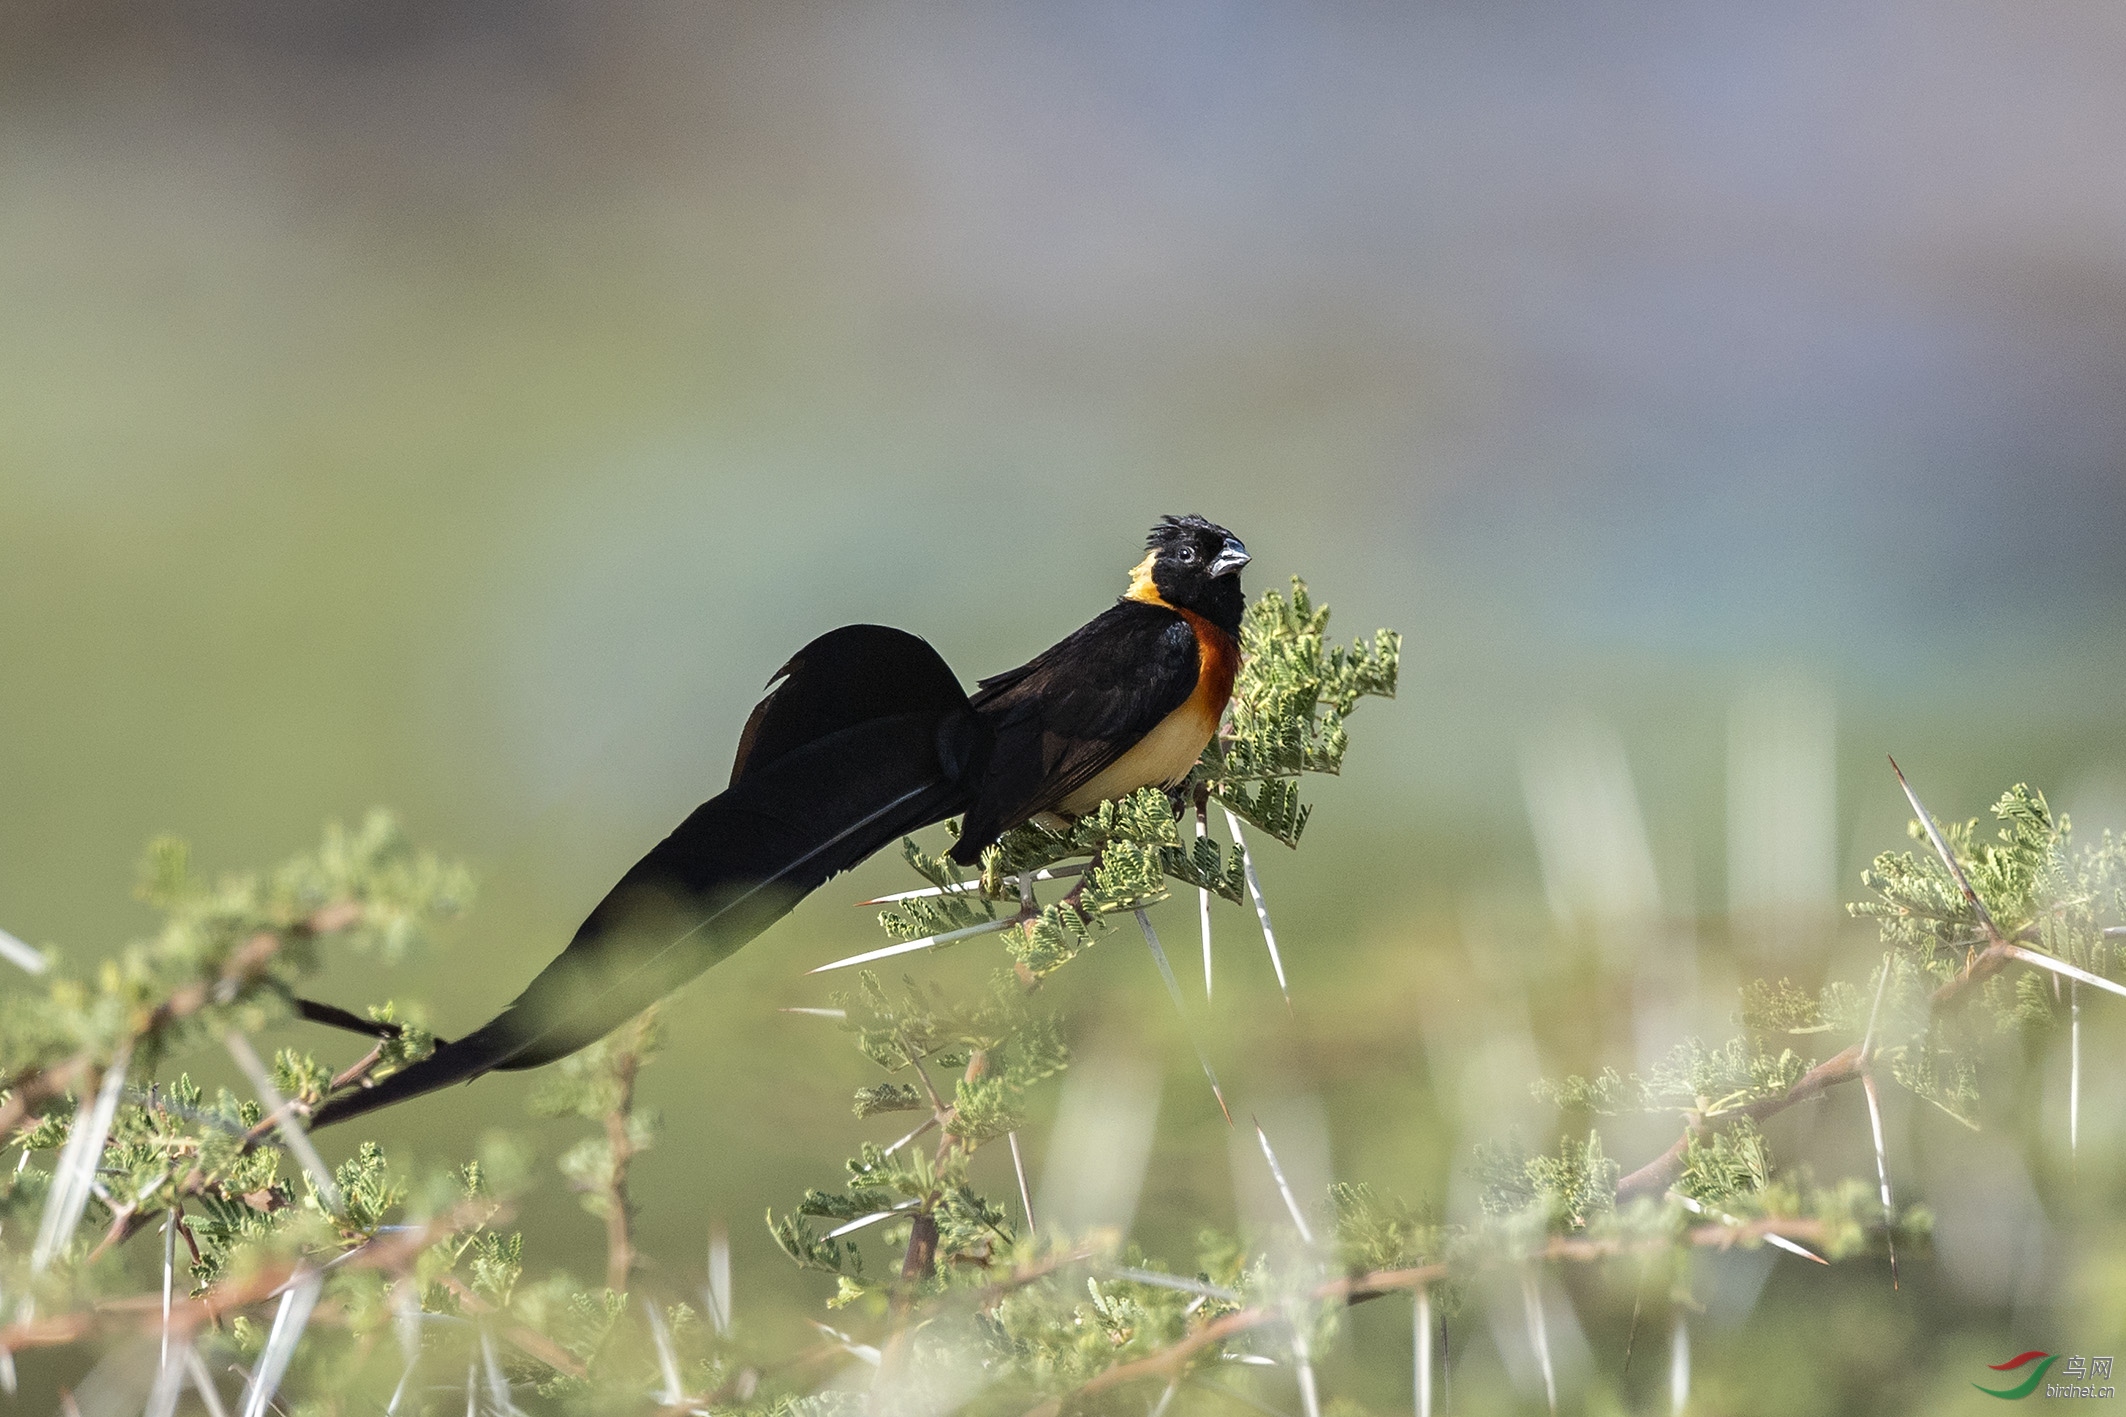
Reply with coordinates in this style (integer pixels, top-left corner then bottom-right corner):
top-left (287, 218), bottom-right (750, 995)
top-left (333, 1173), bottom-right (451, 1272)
top-left (308, 515), bottom-right (1249, 1128)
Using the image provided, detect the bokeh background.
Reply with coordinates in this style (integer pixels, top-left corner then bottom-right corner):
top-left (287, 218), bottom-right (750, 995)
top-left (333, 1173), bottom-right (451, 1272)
top-left (7, 3), bottom-right (2126, 1412)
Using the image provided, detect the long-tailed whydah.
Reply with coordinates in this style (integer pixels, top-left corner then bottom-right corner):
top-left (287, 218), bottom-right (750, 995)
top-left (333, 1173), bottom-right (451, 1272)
top-left (308, 515), bottom-right (1248, 1128)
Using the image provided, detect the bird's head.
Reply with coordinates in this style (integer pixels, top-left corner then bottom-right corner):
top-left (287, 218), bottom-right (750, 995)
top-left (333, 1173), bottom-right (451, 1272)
top-left (1127, 514), bottom-right (1249, 634)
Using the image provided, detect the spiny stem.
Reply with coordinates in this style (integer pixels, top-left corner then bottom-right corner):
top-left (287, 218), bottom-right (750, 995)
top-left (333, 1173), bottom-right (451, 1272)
top-left (595, 1012), bottom-right (657, 1294)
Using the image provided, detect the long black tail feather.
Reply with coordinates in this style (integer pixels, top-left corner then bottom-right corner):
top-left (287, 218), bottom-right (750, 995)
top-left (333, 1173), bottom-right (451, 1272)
top-left (308, 627), bottom-right (984, 1131)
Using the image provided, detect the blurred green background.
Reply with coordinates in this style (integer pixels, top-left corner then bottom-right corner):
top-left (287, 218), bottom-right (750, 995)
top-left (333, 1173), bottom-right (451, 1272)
top-left (6, 2), bottom-right (2126, 1412)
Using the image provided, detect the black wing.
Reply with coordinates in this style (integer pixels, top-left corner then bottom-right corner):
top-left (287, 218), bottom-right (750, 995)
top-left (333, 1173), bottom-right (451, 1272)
top-left (950, 600), bottom-right (1198, 862)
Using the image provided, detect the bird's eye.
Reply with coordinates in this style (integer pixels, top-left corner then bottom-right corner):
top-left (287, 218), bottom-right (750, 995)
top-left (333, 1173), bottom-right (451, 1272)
top-left (1177, 545), bottom-right (1196, 563)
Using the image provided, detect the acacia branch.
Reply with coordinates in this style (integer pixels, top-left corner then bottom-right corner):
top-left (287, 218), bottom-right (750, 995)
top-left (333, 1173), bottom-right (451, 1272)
top-left (0, 902), bottom-right (366, 1142)
top-left (1023, 1221), bottom-right (1821, 1417)
top-left (0, 1197), bottom-right (502, 1359)
top-left (1615, 938), bottom-right (2018, 1203)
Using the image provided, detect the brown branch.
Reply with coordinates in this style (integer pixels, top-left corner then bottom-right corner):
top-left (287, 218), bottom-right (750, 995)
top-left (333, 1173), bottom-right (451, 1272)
top-left (1, 902), bottom-right (366, 1142)
top-left (174, 1210), bottom-right (204, 1269)
top-left (602, 1045), bottom-right (642, 1295)
top-left (0, 1262), bottom-right (300, 1355)
top-left (1019, 1263), bottom-right (1445, 1417)
top-left (876, 1211), bottom-right (942, 1384)
top-left (1615, 938), bottom-right (2019, 1203)
top-left (328, 1041), bottom-right (390, 1094)
top-left (900, 1029), bottom-right (953, 1122)
top-left (1022, 1219), bottom-right (1833, 1417)
top-left (0, 1197), bottom-right (501, 1360)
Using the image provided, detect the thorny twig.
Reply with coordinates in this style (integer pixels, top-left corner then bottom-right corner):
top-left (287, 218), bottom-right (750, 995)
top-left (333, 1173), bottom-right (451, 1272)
top-left (0, 1198), bottom-right (510, 1360)
top-left (1019, 1219), bottom-right (1826, 1417)
top-left (1, 902), bottom-right (369, 1146)
top-left (1619, 763), bottom-right (2119, 1203)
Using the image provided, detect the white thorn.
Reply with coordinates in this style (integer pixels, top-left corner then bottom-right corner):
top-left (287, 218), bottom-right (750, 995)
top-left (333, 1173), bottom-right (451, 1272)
top-left (1522, 1270), bottom-right (1557, 1416)
top-left (1853, 947), bottom-right (1900, 1288)
top-left (805, 1319), bottom-right (881, 1366)
top-left (239, 1270), bottom-right (322, 1417)
top-left (483, 1329), bottom-right (527, 1416)
top-left (806, 916), bottom-right (1017, 973)
top-left (1889, 758), bottom-right (2004, 940)
top-left (1292, 1323), bottom-right (1324, 1417)
top-left (1100, 1266), bottom-right (1241, 1302)
top-left (1222, 808), bottom-right (1290, 1006)
top-left (2070, 979), bottom-right (2082, 1171)
top-left (1669, 1313), bottom-right (1690, 1415)
top-left (0, 926), bottom-right (48, 975)
top-left (144, 1341), bottom-right (187, 1417)
top-left (1860, 1070), bottom-right (1899, 1288)
top-left (826, 1200), bottom-right (919, 1238)
top-left (185, 1346), bottom-right (233, 1417)
top-left (1669, 1191), bottom-right (1827, 1264)
top-left (1135, 910), bottom-right (1231, 1122)
top-left (707, 1220), bottom-right (732, 1337)
top-left (2002, 942), bottom-right (2126, 999)
top-left (1009, 1132), bottom-right (1037, 1237)
top-left (1415, 1285), bottom-right (1433, 1417)
top-left (32, 1040), bottom-right (132, 1273)
top-left (881, 1117), bottom-right (936, 1158)
top-left (1864, 1077), bottom-right (1895, 1215)
top-left (1252, 1119), bottom-right (1315, 1246)
top-left (386, 1283), bottom-right (421, 1416)
top-left (856, 865), bottom-right (1082, 906)
top-left (644, 1299), bottom-right (684, 1407)
top-left (1860, 951), bottom-right (1895, 1059)
top-left (1195, 807), bottom-right (1214, 1001)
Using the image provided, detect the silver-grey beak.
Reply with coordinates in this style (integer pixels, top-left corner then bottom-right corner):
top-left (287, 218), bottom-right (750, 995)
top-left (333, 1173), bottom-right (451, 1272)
top-left (1209, 537), bottom-right (1250, 577)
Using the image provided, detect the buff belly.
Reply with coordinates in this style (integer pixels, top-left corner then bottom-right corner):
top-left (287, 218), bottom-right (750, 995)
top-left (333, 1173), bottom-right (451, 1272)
top-left (1054, 698), bottom-right (1220, 816)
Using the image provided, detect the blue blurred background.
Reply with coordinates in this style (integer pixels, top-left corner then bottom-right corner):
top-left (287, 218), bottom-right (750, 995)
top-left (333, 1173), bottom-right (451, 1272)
top-left (6, 4), bottom-right (2126, 1412)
